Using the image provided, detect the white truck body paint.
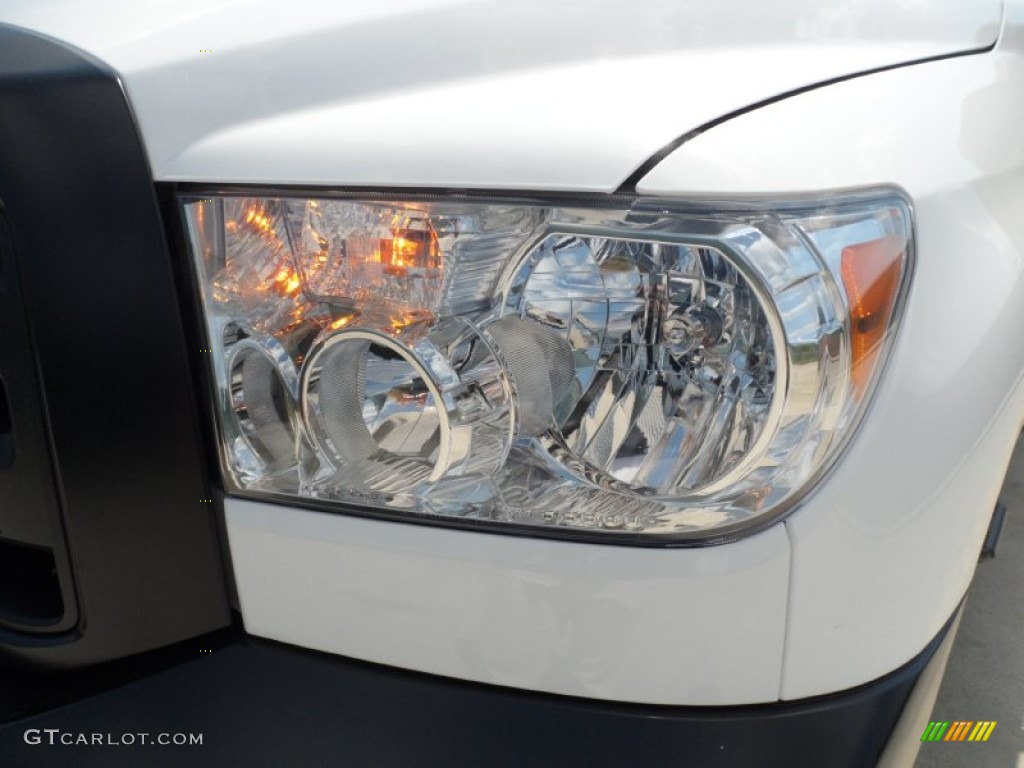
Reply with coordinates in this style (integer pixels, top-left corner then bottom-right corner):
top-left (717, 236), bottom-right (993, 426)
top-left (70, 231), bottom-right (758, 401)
top-left (639, 4), bottom-right (1024, 699)
top-left (226, 497), bottom-right (790, 705)
top-left (0, 0), bottom-right (1003, 190)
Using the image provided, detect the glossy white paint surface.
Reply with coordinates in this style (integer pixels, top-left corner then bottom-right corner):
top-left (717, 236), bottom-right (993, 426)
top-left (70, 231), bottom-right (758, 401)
top-left (640, 12), bottom-right (1024, 699)
top-left (225, 498), bottom-right (790, 705)
top-left (0, 0), bottom-right (1003, 190)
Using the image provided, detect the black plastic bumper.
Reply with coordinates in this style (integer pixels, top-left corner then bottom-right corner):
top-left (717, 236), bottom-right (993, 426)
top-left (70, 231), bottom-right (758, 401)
top-left (0, 616), bottom-right (952, 768)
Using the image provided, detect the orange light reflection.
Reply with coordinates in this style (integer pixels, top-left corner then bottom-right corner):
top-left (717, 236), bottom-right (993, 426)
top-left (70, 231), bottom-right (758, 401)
top-left (329, 315), bottom-right (353, 330)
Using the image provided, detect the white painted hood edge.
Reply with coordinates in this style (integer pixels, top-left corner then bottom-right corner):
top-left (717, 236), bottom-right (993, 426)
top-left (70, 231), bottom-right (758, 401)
top-left (0, 0), bottom-right (1005, 191)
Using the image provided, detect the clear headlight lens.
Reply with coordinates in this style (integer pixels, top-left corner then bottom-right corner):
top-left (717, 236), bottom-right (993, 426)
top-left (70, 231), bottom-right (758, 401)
top-left (183, 191), bottom-right (912, 542)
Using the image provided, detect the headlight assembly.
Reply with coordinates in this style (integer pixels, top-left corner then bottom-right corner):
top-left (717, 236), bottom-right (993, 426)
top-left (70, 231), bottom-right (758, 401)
top-left (183, 190), bottom-right (912, 543)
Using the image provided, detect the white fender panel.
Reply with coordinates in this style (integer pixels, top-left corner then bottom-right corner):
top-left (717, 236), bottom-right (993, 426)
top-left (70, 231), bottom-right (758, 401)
top-left (638, 21), bottom-right (1024, 699)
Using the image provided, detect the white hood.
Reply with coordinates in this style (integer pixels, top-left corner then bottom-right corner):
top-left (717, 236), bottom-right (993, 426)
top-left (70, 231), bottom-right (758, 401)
top-left (1, 0), bottom-right (1004, 191)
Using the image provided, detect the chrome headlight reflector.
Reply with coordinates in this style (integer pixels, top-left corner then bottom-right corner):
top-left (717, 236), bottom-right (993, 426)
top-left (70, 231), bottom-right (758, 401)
top-left (183, 190), bottom-right (912, 543)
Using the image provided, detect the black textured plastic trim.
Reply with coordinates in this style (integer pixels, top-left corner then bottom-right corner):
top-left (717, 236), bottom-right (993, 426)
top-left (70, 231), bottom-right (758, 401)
top-left (0, 24), bottom-right (230, 667)
top-left (0, 611), bottom-right (955, 767)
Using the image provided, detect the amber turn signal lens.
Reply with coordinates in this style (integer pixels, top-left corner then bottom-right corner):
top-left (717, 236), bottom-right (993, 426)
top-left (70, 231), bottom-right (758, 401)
top-left (840, 235), bottom-right (906, 397)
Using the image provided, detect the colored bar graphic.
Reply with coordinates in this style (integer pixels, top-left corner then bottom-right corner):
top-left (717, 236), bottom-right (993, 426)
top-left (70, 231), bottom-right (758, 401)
top-left (921, 720), bottom-right (996, 742)
top-left (944, 721), bottom-right (972, 741)
top-left (972, 721), bottom-right (997, 742)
